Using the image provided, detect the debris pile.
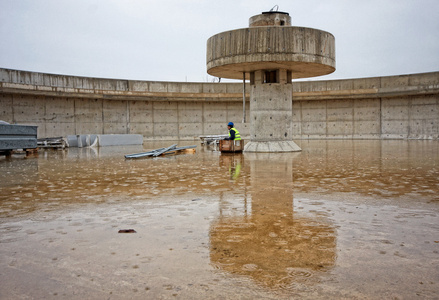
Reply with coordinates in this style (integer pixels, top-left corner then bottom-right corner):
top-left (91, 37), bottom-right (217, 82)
top-left (125, 144), bottom-right (196, 159)
top-left (199, 135), bottom-right (227, 145)
top-left (37, 137), bottom-right (68, 149)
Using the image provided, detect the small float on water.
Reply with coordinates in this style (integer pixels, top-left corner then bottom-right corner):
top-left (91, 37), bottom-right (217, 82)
top-left (219, 140), bottom-right (244, 153)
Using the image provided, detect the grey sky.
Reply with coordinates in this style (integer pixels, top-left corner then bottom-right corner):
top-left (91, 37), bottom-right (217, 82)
top-left (1, 0), bottom-right (438, 82)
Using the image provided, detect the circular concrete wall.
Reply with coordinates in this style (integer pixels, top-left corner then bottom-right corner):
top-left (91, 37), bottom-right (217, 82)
top-left (1, 68), bottom-right (438, 140)
top-left (206, 26), bottom-right (335, 80)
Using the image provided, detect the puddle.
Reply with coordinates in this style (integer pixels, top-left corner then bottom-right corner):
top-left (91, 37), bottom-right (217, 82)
top-left (0, 140), bottom-right (438, 299)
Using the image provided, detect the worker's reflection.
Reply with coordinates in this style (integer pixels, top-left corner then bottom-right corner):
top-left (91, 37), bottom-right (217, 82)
top-left (219, 153), bottom-right (243, 181)
top-left (210, 153), bottom-right (336, 291)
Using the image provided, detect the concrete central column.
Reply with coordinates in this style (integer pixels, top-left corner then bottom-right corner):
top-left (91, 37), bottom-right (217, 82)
top-left (206, 9), bottom-right (335, 152)
top-left (245, 70), bottom-right (300, 152)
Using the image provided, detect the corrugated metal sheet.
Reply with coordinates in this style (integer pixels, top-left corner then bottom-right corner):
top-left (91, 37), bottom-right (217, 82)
top-left (0, 124), bottom-right (37, 151)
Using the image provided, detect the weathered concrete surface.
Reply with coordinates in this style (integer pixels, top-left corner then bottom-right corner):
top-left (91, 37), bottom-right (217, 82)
top-left (0, 68), bottom-right (438, 140)
top-left (249, 11), bottom-right (292, 27)
top-left (244, 82), bottom-right (301, 152)
top-left (206, 26), bottom-right (335, 80)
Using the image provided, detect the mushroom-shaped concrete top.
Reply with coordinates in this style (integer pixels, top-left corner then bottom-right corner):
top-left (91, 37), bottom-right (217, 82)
top-left (206, 26), bottom-right (335, 80)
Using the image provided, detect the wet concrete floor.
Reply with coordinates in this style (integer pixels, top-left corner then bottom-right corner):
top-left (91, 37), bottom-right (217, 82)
top-left (0, 140), bottom-right (438, 299)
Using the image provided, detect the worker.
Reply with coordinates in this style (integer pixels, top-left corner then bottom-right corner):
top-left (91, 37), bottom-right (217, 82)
top-left (225, 122), bottom-right (241, 140)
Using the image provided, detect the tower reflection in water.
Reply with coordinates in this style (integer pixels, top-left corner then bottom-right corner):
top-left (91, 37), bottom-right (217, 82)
top-left (210, 153), bottom-right (337, 290)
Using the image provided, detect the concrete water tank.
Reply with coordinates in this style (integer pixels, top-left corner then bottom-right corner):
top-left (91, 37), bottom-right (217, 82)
top-left (207, 9), bottom-right (336, 152)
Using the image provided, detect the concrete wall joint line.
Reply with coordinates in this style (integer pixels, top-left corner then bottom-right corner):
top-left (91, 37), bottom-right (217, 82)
top-left (101, 98), bottom-right (104, 134)
top-left (325, 100), bottom-right (328, 137)
top-left (177, 102), bottom-right (180, 138)
top-left (73, 98), bottom-right (76, 135)
top-left (379, 98), bottom-right (382, 137)
top-left (126, 101), bottom-right (130, 134)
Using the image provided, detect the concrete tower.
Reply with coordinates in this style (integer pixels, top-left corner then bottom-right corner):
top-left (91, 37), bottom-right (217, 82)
top-left (206, 9), bottom-right (335, 152)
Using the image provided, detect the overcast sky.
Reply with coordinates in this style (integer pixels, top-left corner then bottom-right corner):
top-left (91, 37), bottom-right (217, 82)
top-left (1, 0), bottom-right (438, 82)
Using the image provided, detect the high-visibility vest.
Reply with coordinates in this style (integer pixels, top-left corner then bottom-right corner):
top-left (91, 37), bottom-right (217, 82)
top-left (229, 128), bottom-right (241, 140)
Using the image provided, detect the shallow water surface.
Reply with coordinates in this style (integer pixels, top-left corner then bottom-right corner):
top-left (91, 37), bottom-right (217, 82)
top-left (0, 140), bottom-right (438, 299)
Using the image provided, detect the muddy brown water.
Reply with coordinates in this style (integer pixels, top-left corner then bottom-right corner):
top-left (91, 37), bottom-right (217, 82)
top-left (0, 140), bottom-right (438, 299)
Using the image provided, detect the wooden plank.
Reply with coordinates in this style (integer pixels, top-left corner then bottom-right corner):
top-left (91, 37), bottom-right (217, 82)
top-left (160, 145), bottom-right (197, 156)
top-left (152, 144), bottom-right (178, 157)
